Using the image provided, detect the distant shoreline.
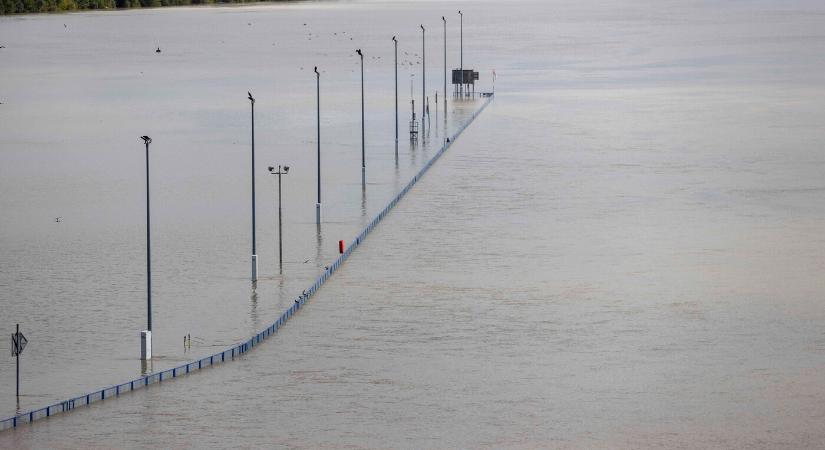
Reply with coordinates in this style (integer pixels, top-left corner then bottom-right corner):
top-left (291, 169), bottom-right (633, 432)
top-left (1, 0), bottom-right (299, 16)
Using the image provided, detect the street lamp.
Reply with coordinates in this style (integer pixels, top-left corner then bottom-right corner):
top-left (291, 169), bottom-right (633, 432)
top-left (420, 25), bottom-right (425, 135)
top-left (392, 36), bottom-right (398, 158)
top-left (314, 67), bottom-right (321, 225)
top-left (268, 165), bottom-right (289, 274)
top-left (248, 91), bottom-right (258, 282)
top-left (442, 16), bottom-right (447, 116)
top-left (139, 135), bottom-right (152, 361)
top-left (458, 10), bottom-right (463, 96)
top-left (356, 49), bottom-right (365, 185)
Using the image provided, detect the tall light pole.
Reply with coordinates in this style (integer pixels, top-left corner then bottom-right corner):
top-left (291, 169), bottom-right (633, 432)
top-left (392, 36), bottom-right (398, 159)
top-left (442, 16), bottom-right (447, 116)
top-left (140, 135), bottom-right (152, 361)
top-left (268, 165), bottom-right (289, 274)
top-left (356, 49), bottom-right (365, 185)
top-left (314, 67), bottom-right (321, 225)
top-left (459, 10), bottom-right (463, 96)
top-left (420, 25), bottom-right (425, 135)
top-left (248, 92), bottom-right (257, 282)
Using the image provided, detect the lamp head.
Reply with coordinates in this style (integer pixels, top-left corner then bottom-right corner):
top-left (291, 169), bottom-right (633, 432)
top-left (140, 136), bottom-right (152, 145)
top-left (247, 91), bottom-right (254, 103)
top-left (392, 36), bottom-right (396, 42)
top-left (356, 49), bottom-right (362, 57)
top-left (283, 166), bottom-right (289, 173)
top-left (442, 16), bottom-right (445, 22)
top-left (268, 166), bottom-right (275, 173)
top-left (420, 24), bottom-right (424, 31)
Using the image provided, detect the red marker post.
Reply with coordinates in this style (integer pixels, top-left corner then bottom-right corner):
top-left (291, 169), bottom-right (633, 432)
top-left (338, 240), bottom-right (344, 254)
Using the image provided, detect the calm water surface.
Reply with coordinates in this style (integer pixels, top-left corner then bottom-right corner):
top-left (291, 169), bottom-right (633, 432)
top-left (2, 0), bottom-right (825, 448)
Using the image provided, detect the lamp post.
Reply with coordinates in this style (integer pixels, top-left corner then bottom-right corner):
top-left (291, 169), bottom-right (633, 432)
top-left (139, 135), bottom-right (152, 361)
top-left (392, 36), bottom-right (398, 158)
top-left (314, 67), bottom-right (321, 225)
top-left (248, 92), bottom-right (258, 282)
top-left (420, 25), bottom-right (425, 135)
top-left (356, 49), bottom-right (365, 185)
top-left (442, 16), bottom-right (447, 116)
top-left (268, 165), bottom-right (289, 274)
top-left (458, 10), bottom-right (463, 96)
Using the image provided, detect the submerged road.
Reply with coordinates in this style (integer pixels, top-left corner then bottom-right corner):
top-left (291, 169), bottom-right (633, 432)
top-left (0, 95), bottom-right (494, 432)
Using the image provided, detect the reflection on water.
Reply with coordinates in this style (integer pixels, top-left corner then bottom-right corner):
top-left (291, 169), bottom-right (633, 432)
top-left (249, 285), bottom-right (258, 331)
top-left (3, 0), bottom-right (825, 448)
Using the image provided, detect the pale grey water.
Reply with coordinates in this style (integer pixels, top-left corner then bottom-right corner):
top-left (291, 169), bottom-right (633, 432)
top-left (2, 0), bottom-right (825, 448)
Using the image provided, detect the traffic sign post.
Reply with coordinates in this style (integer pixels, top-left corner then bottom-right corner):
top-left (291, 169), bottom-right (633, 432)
top-left (11, 323), bottom-right (27, 403)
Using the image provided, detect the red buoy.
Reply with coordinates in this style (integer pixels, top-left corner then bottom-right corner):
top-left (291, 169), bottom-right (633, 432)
top-left (338, 240), bottom-right (344, 254)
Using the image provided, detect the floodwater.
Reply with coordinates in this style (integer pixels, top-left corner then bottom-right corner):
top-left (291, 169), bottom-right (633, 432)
top-left (2, 0), bottom-right (825, 448)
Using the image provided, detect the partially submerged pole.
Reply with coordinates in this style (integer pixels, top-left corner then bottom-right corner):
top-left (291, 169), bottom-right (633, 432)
top-left (140, 135), bottom-right (152, 361)
top-left (442, 16), bottom-right (447, 116)
top-left (248, 92), bottom-right (257, 282)
top-left (421, 25), bottom-right (425, 135)
top-left (393, 36), bottom-right (398, 159)
top-left (315, 67), bottom-right (321, 225)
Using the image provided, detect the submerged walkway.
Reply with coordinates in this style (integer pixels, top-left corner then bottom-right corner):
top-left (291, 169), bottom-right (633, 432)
top-left (0, 94), bottom-right (494, 432)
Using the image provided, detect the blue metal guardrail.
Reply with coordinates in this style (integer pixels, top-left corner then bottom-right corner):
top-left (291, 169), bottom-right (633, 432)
top-left (0, 93), bottom-right (494, 431)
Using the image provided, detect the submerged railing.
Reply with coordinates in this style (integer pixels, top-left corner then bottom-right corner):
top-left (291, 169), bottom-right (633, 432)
top-left (0, 93), bottom-right (494, 431)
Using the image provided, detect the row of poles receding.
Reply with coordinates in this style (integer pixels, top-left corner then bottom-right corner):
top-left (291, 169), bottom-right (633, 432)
top-left (136, 11), bottom-right (469, 361)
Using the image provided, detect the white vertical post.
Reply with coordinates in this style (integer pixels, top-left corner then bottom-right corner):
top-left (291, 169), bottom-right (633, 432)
top-left (141, 330), bottom-right (152, 360)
